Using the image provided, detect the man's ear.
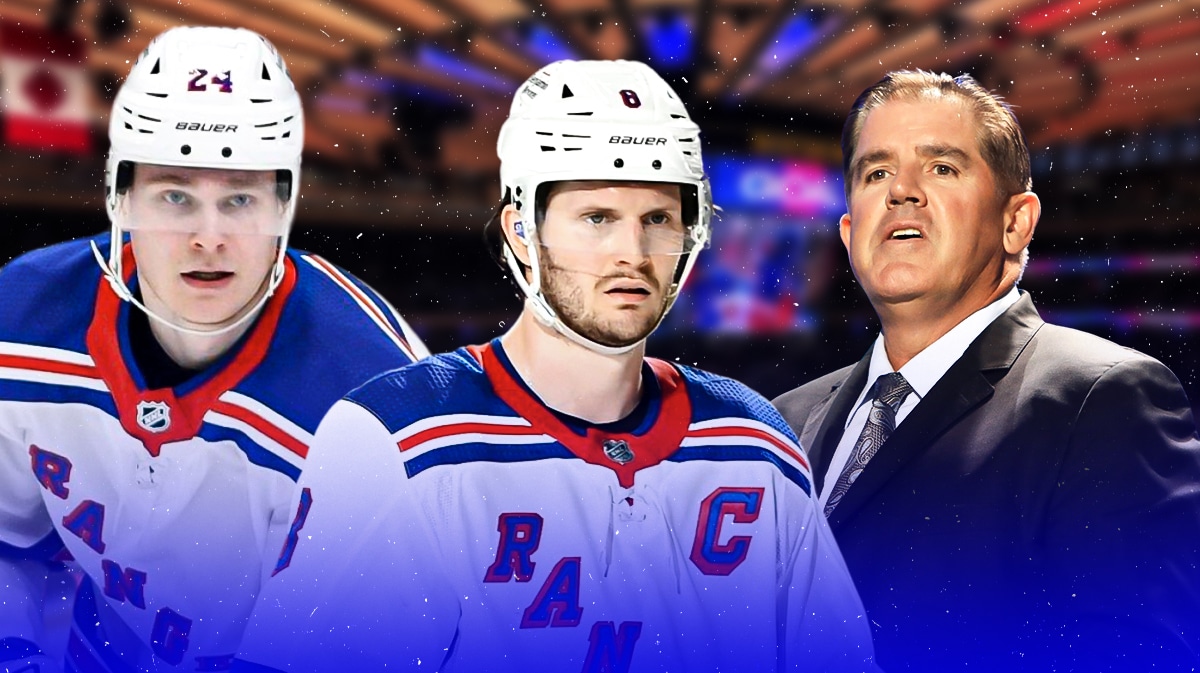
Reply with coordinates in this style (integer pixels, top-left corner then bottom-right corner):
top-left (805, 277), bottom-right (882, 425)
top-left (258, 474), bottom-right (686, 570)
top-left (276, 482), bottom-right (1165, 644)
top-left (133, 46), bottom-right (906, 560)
top-left (839, 212), bottom-right (853, 252)
top-left (1002, 191), bottom-right (1040, 256)
top-left (501, 204), bottom-right (532, 267)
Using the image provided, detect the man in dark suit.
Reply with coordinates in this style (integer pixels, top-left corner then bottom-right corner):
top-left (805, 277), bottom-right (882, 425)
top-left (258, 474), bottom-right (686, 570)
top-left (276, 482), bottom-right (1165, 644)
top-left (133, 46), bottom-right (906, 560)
top-left (774, 70), bottom-right (1200, 671)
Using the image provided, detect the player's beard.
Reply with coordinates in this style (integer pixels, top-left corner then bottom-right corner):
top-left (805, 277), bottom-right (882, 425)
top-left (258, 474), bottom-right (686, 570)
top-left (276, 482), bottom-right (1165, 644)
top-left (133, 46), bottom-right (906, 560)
top-left (538, 246), bottom-right (670, 349)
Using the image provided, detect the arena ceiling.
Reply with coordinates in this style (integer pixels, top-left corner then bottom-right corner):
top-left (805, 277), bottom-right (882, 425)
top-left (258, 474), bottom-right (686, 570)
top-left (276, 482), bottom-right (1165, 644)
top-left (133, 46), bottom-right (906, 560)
top-left (2, 0), bottom-right (1199, 175)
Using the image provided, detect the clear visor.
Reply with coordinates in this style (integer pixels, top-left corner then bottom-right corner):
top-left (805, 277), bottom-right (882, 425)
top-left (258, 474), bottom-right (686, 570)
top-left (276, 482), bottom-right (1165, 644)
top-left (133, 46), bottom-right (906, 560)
top-left (114, 166), bottom-right (289, 237)
top-left (535, 218), bottom-right (698, 257)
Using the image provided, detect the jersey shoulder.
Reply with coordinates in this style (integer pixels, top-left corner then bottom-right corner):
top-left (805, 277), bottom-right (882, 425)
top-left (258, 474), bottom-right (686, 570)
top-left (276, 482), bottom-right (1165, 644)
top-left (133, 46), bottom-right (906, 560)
top-left (0, 234), bottom-right (107, 353)
top-left (671, 363), bottom-right (814, 494)
top-left (234, 251), bottom-right (427, 433)
top-left (673, 363), bottom-right (799, 441)
top-left (281, 250), bottom-right (425, 360)
top-left (344, 347), bottom-right (511, 434)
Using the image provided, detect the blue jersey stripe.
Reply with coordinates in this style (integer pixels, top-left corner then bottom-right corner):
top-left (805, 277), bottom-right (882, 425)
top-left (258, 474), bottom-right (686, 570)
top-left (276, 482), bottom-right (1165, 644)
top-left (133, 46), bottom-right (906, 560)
top-left (0, 380), bottom-right (300, 481)
top-left (405, 441), bottom-right (811, 494)
top-left (405, 442), bottom-right (575, 479)
top-left (0, 378), bottom-right (118, 414)
top-left (196, 425), bottom-right (301, 482)
top-left (342, 268), bottom-right (406, 336)
top-left (669, 446), bottom-right (812, 495)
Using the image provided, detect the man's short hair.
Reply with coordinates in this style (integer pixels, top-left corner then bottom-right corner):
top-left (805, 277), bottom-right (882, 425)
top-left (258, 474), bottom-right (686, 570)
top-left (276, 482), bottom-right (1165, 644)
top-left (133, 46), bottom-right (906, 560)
top-left (841, 71), bottom-right (1032, 200)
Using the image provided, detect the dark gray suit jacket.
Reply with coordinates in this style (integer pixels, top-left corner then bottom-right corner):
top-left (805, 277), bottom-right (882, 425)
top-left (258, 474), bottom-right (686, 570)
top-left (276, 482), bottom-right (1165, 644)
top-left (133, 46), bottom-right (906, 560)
top-left (774, 293), bottom-right (1200, 671)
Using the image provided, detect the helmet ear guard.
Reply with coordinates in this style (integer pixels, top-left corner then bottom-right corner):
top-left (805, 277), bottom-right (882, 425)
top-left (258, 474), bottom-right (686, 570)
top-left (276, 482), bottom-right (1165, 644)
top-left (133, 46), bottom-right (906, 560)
top-left (98, 26), bottom-right (304, 337)
top-left (495, 59), bottom-right (713, 354)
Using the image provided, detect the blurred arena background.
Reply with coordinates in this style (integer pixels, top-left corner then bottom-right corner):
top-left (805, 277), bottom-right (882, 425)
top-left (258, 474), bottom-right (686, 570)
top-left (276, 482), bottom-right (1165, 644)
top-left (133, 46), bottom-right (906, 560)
top-left (1, 0), bottom-right (1198, 412)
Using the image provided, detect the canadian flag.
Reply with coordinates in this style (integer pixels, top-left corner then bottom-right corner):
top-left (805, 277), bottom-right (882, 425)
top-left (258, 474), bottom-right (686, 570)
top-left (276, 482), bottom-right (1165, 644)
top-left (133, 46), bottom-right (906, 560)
top-left (0, 21), bottom-right (91, 153)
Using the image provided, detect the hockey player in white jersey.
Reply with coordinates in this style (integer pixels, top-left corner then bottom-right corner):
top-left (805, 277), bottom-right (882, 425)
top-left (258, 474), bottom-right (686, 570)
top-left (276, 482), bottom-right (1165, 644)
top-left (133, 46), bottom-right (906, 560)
top-left (236, 60), bottom-right (876, 673)
top-left (0, 26), bottom-right (428, 673)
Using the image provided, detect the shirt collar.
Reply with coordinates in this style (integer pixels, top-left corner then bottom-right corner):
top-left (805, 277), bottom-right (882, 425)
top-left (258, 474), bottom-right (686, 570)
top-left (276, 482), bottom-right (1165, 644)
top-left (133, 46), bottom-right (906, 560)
top-left (847, 286), bottom-right (1021, 426)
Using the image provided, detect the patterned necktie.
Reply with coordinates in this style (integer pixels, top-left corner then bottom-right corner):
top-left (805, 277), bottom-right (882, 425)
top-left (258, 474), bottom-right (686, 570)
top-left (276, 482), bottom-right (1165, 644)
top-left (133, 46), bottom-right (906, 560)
top-left (824, 372), bottom-right (913, 518)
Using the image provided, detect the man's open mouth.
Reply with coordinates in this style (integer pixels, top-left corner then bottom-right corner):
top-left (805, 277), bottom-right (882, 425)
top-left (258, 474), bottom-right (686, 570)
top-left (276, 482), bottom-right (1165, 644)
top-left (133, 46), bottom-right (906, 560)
top-left (182, 271), bottom-right (234, 281)
top-left (890, 228), bottom-right (922, 240)
top-left (607, 286), bottom-right (650, 296)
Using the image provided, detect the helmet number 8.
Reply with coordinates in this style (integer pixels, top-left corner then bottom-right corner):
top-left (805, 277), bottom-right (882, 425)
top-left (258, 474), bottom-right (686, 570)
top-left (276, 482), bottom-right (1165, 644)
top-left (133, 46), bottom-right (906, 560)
top-left (620, 89), bottom-right (641, 109)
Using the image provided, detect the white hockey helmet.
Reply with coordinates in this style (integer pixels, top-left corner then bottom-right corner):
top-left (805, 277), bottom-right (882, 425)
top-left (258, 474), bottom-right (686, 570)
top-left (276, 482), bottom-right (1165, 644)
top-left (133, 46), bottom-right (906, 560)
top-left (497, 59), bottom-right (712, 354)
top-left (96, 25), bottom-right (304, 336)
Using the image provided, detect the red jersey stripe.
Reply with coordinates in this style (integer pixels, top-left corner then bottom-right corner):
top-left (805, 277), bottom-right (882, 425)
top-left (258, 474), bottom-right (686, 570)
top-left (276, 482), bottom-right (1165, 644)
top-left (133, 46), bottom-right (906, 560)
top-left (399, 421), bottom-right (545, 452)
top-left (212, 400), bottom-right (308, 459)
top-left (0, 353), bottom-right (100, 380)
top-left (687, 426), bottom-right (810, 470)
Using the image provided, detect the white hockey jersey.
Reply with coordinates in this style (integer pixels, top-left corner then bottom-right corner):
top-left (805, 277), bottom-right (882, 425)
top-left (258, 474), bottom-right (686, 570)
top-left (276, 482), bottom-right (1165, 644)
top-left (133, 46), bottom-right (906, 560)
top-left (236, 340), bottom-right (876, 673)
top-left (0, 235), bottom-right (428, 673)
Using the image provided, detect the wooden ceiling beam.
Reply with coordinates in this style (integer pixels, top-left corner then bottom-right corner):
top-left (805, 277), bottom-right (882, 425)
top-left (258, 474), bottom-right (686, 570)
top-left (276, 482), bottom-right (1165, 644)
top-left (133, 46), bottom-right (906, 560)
top-left (131, 0), bottom-right (356, 61)
top-left (955, 0), bottom-right (1046, 28)
top-left (467, 36), bottom-right (538, 80)
top-left (934, 29), bottom-right (997, 73)
top-left (421, 0), bottom-right (541, 80)
top-left (1135, 15), bottom-right (1200, 50)
top-left (418, 0), bottom-right (539, 77)
top-left (880, 0), bottom-right (960, 20)
top-left (698, 0), bottom-right (792, 98)
top-left (691, 0), bottom-right (716, 74)
top-left (1033, 74), bottom-right (1200, 143)
top-left (513, 0), bottom-right (605, 60)
top-left (1011, 0), bottom-right (1144, 37)
top-left (725, 8), bottom-right (852, 99)
top-left (84, 6), bottom-right (327, 88)
top-left (238, 0), bottom-right (397, 48)
top-left (439, 0), bottom-right (528, 26)
top-left (611, 0), bottom-right (648, 63)
top-left (1057, 0), bottom-right (1200, 50)
top-left (0, 0), bottom-right (54, 25)
top-left (343, 0), bottom-right (537, 82)
top-left (800, 17), bottom-right (882, 76)
top-left (1094, 37), bottom-right (1200, 83)
top-left (841, 23), bottom-right (943, 83)
top-left (540, 0), bottom-right (631, 60)
top-left (751, 70), bottom-right (851, 114)
top-left (341, 0), bottom-right (455, 36)
top-left (374, 55), bottom-right (510, 102)
top-left (1000, 67), bottom-right (1090, 120)
top-left (810, 0), bottom-right (870, 11)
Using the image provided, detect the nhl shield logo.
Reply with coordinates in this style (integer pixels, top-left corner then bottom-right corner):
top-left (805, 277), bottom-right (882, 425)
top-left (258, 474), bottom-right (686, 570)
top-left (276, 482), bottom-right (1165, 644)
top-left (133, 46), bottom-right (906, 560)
top-left (136, 400), bottom-right (171, 434)
top-left (602, 439), bottom-right (634, 465)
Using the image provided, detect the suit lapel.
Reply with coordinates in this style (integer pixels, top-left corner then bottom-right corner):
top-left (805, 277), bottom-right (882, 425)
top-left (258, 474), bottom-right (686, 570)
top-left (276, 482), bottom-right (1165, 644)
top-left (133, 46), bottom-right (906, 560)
top-left (805, 355), bottom-right (871, 496)
top-left (827, 293), bottom-right (1045, 530)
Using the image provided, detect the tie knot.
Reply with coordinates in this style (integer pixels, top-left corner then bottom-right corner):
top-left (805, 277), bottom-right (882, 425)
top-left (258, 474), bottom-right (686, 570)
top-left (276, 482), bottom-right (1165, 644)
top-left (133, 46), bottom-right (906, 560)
top-left (872, 372), bottom-right (912, 408)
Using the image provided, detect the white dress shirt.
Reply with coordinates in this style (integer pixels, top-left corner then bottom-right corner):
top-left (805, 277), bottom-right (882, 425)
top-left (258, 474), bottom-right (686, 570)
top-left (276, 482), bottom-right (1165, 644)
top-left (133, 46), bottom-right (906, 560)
top-left (818, 287), bottom-right (1021, 509)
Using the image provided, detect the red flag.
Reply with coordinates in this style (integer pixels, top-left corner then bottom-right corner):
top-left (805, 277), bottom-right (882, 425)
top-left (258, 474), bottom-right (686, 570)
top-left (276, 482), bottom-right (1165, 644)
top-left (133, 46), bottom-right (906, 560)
top-left (0, 21), bottom-right (91, 154)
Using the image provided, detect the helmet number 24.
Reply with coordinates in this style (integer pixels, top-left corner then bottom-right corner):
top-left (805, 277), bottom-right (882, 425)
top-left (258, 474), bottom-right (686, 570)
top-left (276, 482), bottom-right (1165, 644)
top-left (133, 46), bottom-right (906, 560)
top-left (188, 69), bottom-right (234, 93)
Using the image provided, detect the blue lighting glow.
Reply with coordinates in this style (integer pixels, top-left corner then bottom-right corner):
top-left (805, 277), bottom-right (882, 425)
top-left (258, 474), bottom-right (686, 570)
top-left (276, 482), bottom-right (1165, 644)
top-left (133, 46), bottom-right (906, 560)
top-left (415, 45), bottom-right (516, 94)
top-left (522, 23), bottom-right (579, 64)
top-left (755, 12), bottom-right (823, 75)
top-left (342, 69), bottom-right (395, 95)
top-left (708, 155), bottom-right (844, 217)
top-left (642, 11), bottom-right (694, 71)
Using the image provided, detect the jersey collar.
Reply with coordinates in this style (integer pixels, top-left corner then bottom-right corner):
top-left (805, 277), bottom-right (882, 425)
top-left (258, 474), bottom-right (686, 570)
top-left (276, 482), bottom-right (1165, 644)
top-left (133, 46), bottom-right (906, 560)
top-left (86, 243), bottom-right (297, 456)
top-left (469, 340), bottom-right (692, 488)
